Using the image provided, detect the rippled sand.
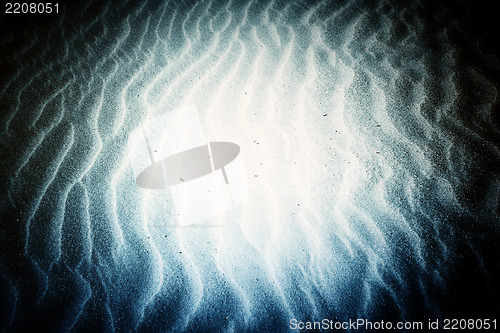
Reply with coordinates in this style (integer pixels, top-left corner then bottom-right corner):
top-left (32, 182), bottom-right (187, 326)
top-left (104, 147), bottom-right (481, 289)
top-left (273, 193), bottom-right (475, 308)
top-left (1, 0), bottom-right (499, 331)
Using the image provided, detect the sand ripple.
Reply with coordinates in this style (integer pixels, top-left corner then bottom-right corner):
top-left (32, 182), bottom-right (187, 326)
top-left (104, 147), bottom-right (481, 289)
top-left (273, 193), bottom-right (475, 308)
top-left (1, 0), bottom-right (499, 331)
